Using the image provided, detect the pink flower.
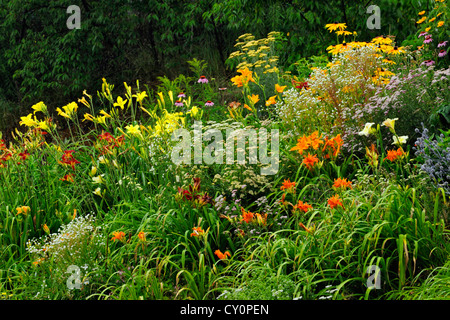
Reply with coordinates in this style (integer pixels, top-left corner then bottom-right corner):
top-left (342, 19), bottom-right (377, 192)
top-left (205, 100), bottom-right (214, 107)
top-left (198, 76), bottom-right (209, 84)
top-left (175, 100), bottom-right (184, 107)
top-left (423, 35), bottom-right (433, 44)
top-left (437, 41), bottom-right (448, 48)
top-left (438, 50), bottom-right (447, 58)
top-left (177, 92), bottom-right (186, 98)
top-left (421, 59), bottom-right (435, 66)
top-left (418, 32), bottom-right (428, 38)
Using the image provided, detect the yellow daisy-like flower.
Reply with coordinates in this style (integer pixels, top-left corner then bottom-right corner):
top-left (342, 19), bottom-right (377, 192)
top-left (335, 30), bottom-right (353, 36)
top-left (371, 35), bottom-right (393, 45)
top-left (325, 23), bottom-right (347, 32)
top-left (388, 46), bottom-right (406, 55)
top-left (418, 11), bottom-right (425, 15)
top-left (437, 21), bottom-right (444, 27)
top-left (417, 16), bottom-right (427, 24)
top-left (327, 42), bottom-right (351, 55)
top-left (383, 58), bottom-right (396, 65)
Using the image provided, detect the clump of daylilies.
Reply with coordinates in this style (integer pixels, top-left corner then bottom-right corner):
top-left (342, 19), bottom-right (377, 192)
top-left (358, 118), bottom-right (409, 169)
top-left (175, 177), bottom-right (213, 208)
top-left (290, 131), bottom-right (344, 171)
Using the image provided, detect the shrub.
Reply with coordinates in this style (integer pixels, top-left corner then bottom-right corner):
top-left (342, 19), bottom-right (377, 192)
top-left (414, 126), bottom-right (450, 195)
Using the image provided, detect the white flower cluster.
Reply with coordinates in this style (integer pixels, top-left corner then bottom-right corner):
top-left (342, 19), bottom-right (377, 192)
top-left (27, 214), bottom-right (104, 266)
top-left (276, 45), bottom-right (385, 137)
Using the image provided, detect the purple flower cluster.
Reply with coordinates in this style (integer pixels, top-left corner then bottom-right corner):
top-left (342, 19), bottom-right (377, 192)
top-left (414, 126), bottom-right (450, 195)
top-left (343, 66), bottom-right (449, 155)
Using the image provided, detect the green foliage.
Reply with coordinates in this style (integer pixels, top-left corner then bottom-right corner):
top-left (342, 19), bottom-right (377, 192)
top-left (0, 0), bottom-right (432, 132)
top-left (0, 0), bottom-right (448, 303)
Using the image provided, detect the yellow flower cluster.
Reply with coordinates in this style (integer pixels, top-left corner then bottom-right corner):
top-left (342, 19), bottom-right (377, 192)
top-left (415, 0), bottom-right (446, 40)
top-left (227, 31), bottom-right (281, 74)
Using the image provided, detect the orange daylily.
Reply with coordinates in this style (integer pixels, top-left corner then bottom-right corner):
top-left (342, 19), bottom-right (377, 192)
top-left (302, 153), bottom-right (319, 170)
top-left (333, 177), bottom-right (352, 190)
top-left (230, 68), bottom-right (255, 87)
top-left (280, 179), bottom-right (296, 193)
top-left (43, 224), bottom-right (50, 234)
top-left (299, 222), bottom-right (312, 233)
top-left (385, 148), bottom-right (405, 162)
top-left (111, 231), bottom-right (126, 242)
top-left (138, 231), bottom-right (146, 242)
top-left (241, 207), bottom-right (254, 223)
top-left (265, 95), bottom-right (277, 106)
top-left (215, 249), bottom-right (231, 260)
top-left (327, 194), bottom-right (344, 209)
top-left (275, 83), bottom-right (287, 93)
top-left (60, 174), bottom-right (75, 183)
top-left (256, 213), bottom-right (268, 226)
top-left (322, 134), bottom-right (343, 159)
top-left (190, 226), bottom-right (206, 237)
top-left (293, 200), bottom-right (312, 213)
top-left (290, 131), bottom-right (324, 155)
top-left (16, 206), bottom-right (31, 216)
top-left (247, 94), bottom-right (260, 105)
top-left (243, 104), bottom-right (253, 111)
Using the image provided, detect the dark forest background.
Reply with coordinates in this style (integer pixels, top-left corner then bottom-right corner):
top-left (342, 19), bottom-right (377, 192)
top-left (0, 0), bottom-right (433, 131)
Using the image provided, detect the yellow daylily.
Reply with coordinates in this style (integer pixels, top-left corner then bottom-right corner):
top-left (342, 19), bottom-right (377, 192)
top-left (393, 135), bottom-right (408, 146)
top-left (31, 101), bottom-right (47, 114)
top-left (134, 91), bottom-right (148, 104)
top-left (95, 115), bottom-right (108, 125)
top-left (56, 102), bottom-right (78, 119)
top-left (275, 84), bottom-right (287, 93)
top-left (247, 94), bottom-right (260, 105)
top-left (99, 110), bottom-right (112, 118)
top-left (93, 187), bottom-right (103, 197)
top-left (265, 95), bottom-right (277, 106)
top-left (83, 113), bottom-right (95, 122)
top-left (125, 124), bottom-right (142, 136)
top-left (78, 96), bottom-right (90, 108)
top-left (16, 206), bottom-right (31, 216)
top-left (114, 96), bottom-right (127, 110)
top-left (37, 120), bottom-right (52, 132)
top-left (382, 118), bottom-right (398, 133)
top-left (19, 114), bottom-right (38, 127)
top-left (358, 123), bottom-right (377, 137)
